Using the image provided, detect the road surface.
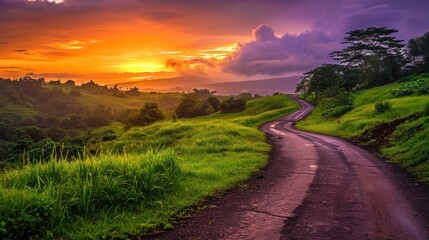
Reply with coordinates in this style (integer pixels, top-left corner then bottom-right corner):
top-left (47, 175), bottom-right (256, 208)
top-left (147, 95), bottom-right (429, 240)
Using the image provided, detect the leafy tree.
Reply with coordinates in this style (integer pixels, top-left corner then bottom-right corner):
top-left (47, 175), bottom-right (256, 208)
top-left (125, 87), bottom-right (141, 96)
top-left (64, 80), bottom-right (76, 86)
top-left (134, 102), bottom-right (165, 126)
top-left (207, 96), bottom-right (221, 112)
top-left (296, 64), bottom-right (343, 99)
top-left (330, 27), bottom-right (405, 87)
top-left (175, 94), bottom-right (204, 118)
top-left (220, 98), bottom-right (247, 113)
top-left (406, 32), bottom-right (429, 73)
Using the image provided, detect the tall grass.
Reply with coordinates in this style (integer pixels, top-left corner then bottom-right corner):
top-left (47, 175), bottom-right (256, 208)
top-left (0, 149), bottom-right (181, 239)
top-left (0, 94), bottom-right (299, 239)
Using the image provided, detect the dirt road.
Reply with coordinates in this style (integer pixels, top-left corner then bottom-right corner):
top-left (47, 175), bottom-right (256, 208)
top-left (147, 95), bottom-right (429, 240)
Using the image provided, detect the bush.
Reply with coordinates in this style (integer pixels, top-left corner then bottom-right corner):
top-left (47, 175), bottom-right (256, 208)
top-left (319, 91), bottom-right (354, 119)
top-left (219, 98), bottom-right (246, 113)
top-left (0, 149), bottom-right (181, 238)
top-left (101, 129), bottom-right (117, 141)
top-left (0, 189), bottom-right (62, 240)
top-left (322, 105), bottom-right (353, 118)
top-left (175, 95), bottom-right (204, 118)
top-left (391, 77), bottom-right (429, 97)
top-left (135, 102), bottom-right (164, 126)
top-left (375, 101), bottom-right (392, 114)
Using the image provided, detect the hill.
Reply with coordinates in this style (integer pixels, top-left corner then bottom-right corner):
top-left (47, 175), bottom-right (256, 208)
top-left (203, 76), bottom-right (301, 95)
top-left (297, 74), bottom-right (429, 183)
top-left (0, 94), bottom-right (299, 239)
top-left (114, 76), bottom-right (301, 95)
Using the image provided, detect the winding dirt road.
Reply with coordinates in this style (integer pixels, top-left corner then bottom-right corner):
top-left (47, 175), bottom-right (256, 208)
top-left (147, 96), bottom-right (429, 240)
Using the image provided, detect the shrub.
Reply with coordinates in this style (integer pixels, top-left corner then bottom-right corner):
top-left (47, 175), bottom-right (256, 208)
top-left (135, 102), bottom-right (164, 126)
top-left (319, 90), bottom-right (354, 119)
top-left (375, 101), bottom-right (392, 114)
top-left (101, 129), bottom-right (117, 141)
top-left (322, 105), bottom-right (353, 118)
top-left (391, 77), bottom-right (429, 97)
top-left (220, 98), bottom-right (246, 114)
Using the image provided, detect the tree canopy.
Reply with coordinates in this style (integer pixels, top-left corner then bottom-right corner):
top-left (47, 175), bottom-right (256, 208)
top-left (330, 27), bottom-right (404, 87)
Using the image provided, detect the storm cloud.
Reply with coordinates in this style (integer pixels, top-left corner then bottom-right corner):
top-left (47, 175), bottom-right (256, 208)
top-left (224, 25), bottom-right (340, 76)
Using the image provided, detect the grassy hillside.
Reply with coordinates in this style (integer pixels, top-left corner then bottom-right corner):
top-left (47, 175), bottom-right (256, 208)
top-left (297, 74), bottom-right (429, 183)
top-left (0, 94), bottom-right (299, 239)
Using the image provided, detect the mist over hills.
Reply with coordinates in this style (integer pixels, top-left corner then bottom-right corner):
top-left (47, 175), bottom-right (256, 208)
top-left (114, 76), bottom-right (301, 95)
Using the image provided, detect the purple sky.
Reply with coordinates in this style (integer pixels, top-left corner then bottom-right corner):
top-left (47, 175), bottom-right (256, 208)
top-left (1, 0), bottom-right (428, 82)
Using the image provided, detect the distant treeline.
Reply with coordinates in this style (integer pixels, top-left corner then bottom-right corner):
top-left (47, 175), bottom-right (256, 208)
top-left (0, 76), bottom-right (257, 168)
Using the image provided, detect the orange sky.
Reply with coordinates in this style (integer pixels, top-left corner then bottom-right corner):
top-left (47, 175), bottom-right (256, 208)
top-left (0, 0), bottom-right (278, 84)
top-left (0, 4), bottom-right (245, 84)
top-left (1, 0), bottom-right (426, 85)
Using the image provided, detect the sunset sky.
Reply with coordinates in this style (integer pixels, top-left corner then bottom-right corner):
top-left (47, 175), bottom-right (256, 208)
top-left (1, 0), bottom-right (428, 85)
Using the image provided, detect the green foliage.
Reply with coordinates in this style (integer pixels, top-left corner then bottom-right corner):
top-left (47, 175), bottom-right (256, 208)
top-left (206, 96), bottom-right (221, 111)
top-left (330, 26), bottom-right (405, 87)
top-left (0, 149), bottom-right (181, 239)
top-left (175, 94), bottom-right (205, 118)
top-left (296, 76), bottom-right (429, 184)
top-left (175, 91), bottom-right (218, 118)
top-left (219, 98), bottom-right (246, 113)
top-left (374, 101), bottom-right (392, 114)
top-left (391, 76), bottom-right (429, 97)
top-left (133, 102), bottom-right (164, 126)
top-left (319, 90), bottom-right (354, 119)
top-left (0, 189), bottom-right (61, 240)
top-left (0, 94), bottom-right (299, 238)
top-left (406, 31), bottom-right (429, 73)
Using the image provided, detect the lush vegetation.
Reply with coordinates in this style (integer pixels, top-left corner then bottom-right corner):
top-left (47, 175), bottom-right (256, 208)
top-left (295, 27), bottom-right (429, 184)
top-left (0, 94), bottom-right (299, 239)
top-left (0, 77), bottom-right (183, 168)
top-left (297, 74), bottom-right (429, 183)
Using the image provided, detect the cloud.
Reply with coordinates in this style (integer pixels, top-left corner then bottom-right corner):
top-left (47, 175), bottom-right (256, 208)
top-left (0, 66), bottom-right (22, 69)
top-left (14, 49), bottom-right (28, 53)
top-left (224, 25), bottom-right (340, 76)
top-left (166, 58), bottom-right (219, 72)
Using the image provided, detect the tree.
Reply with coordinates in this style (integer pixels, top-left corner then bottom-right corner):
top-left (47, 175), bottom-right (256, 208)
top-left (219, 98), bottom-right (246, 113)
top-left (125, 87), bottom-right (141, 96)
top-left (206, 96), bottom-right (221, 112)
top-left (406, 32), bottom-right (429, 73)
top-left (296, 64), bottom-right (343, 99)
top-left (330, 27), bottom-right (405, 87)
top-left (175, 94), bottom-right (204, 118)
top-left (239, 93), bottom-right (253, 101)
top-left (135, 102), bottom-right (164, 125)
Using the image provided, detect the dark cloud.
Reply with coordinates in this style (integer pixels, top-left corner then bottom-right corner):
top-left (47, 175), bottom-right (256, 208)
top-left (166, 58), bottom-right (219, 72)
top-left (14, 49), bottom-right (28, 53)
top-left (0, 66), bottom-right (22, 69)
top-left (224, 25), bottom-right (339, 76)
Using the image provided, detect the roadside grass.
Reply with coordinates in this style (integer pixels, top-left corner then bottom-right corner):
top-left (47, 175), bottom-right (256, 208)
top-left (296, 74), bottom-right (429, 183)
top-left (0, 94), bottom-right (299, 239)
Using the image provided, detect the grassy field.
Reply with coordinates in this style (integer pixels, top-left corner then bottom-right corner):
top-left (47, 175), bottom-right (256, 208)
top-left (296, 74), bottom-right (429, 184)
top-left (0, 94), bottom-right (299, 239)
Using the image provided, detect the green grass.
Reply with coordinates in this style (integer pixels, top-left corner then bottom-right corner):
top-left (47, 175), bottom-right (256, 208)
top-left (0, 94), bottom-right (299, 239)
top-left (76, 92), bottom-right (182, 115)
top-left (296, 74), bottom-right (429, 183)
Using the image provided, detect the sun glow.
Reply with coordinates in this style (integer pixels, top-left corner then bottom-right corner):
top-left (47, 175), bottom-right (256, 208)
top-left (116, 62), bottom-right (166, 73)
